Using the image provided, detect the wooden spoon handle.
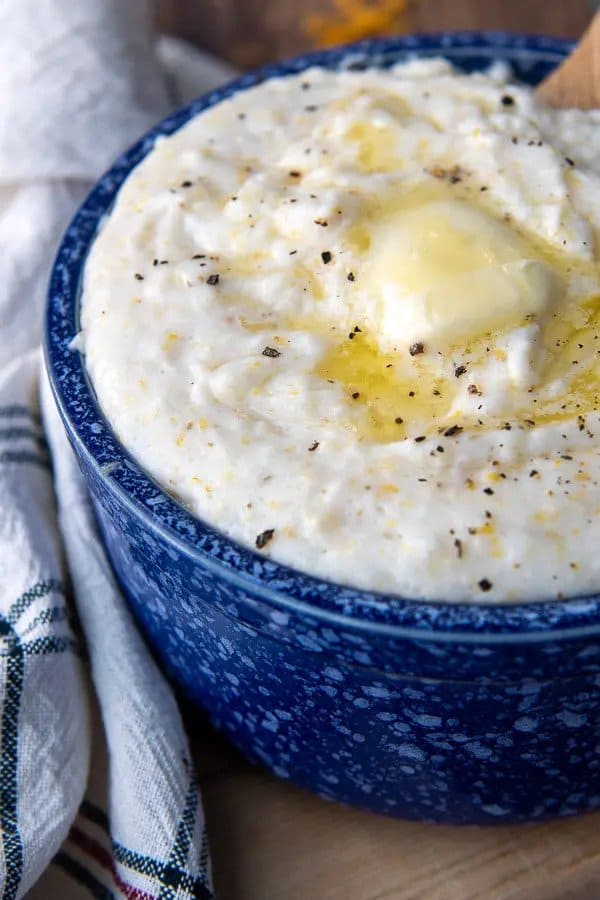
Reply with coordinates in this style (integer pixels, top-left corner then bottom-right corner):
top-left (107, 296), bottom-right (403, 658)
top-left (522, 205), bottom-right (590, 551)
top-left (537, 11), bottom-right (600, 109)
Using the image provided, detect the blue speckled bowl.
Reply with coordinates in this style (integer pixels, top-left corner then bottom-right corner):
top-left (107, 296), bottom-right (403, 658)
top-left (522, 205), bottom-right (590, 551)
top-left (46, 33), bottom-right (600, 824)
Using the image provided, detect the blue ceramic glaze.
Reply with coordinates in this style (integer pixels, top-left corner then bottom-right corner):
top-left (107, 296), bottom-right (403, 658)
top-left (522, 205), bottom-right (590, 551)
top-left (45, 33), bottom-right (600, 823)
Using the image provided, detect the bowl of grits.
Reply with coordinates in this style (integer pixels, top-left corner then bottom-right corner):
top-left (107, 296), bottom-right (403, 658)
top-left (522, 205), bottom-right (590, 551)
top-left (46, 32), bottom-right (600, 823)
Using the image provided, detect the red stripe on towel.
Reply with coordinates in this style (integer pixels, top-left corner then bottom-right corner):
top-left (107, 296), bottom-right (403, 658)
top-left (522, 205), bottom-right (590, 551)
top-left (69, 825), bottom-right (155, 900)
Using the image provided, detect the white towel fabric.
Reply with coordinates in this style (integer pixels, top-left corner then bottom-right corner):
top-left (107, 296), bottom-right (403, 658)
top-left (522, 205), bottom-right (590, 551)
top-left (0, 2), bottom-right (235, 896)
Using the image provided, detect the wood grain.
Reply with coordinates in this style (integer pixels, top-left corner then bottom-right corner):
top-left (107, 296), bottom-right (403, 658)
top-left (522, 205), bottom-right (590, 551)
top-left (169, 2), bottom-right (600, 897)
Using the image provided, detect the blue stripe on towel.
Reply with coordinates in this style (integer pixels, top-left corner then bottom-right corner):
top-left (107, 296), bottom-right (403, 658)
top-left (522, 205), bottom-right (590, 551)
top-left (0, 616), bottom-right (25, 900)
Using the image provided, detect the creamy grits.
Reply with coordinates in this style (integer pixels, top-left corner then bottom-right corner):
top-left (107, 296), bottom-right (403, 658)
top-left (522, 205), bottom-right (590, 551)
top-left (81, 59), bottom-right (600, 602)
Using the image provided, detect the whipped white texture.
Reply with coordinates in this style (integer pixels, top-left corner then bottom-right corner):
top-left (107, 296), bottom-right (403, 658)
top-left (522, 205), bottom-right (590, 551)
top-left (81, 59), bottom-right (600, 602)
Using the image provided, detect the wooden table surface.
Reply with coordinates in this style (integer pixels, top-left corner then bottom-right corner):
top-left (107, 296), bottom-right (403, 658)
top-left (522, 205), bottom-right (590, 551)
top-left (159, 1), bottom-right (600, 897)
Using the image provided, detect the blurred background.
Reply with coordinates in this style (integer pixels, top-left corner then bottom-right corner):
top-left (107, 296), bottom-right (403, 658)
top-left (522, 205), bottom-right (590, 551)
top-left (156, 0), bottom-right (596, 70)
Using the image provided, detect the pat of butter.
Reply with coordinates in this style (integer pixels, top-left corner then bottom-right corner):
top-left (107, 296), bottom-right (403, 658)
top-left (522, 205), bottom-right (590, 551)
top-left (368, 199), bottom-right (562, 348)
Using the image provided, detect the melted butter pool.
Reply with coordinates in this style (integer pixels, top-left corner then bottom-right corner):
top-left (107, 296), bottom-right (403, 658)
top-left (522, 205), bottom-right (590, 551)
top-left (316, 330), bottom-right (452, 442)
top-left (313, 183), bottom-right (600, 443)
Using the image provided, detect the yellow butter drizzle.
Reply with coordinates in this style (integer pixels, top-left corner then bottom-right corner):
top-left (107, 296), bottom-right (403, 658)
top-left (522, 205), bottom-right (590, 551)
top-left (316, 331), bottom-right (451, 442)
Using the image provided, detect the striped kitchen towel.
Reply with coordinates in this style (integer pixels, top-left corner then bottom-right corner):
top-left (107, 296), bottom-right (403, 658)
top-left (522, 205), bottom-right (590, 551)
top-left (0, 1), bottom-right (234, 896)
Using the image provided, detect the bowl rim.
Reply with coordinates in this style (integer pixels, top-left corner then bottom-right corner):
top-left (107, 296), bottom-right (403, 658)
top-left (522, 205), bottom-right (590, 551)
top-left (46, 29), bottom-right (600, 643)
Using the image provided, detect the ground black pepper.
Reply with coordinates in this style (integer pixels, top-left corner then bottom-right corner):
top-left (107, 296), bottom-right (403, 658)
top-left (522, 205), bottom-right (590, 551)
top-left (255, 529), bottom-right (275, 550)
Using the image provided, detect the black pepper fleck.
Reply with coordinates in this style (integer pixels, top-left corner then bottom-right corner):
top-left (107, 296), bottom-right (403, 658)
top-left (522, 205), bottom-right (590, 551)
top-left (308, 441), bottom-right (319, 452)
top-left (255, 529), bottom-right (275, 550)
top-left (444, 425), bottom-right (463, 437)
top-left (409, 342), bottom-right (425, 356)
top-left (321, 251), bottom-right (332, 264)
top-left (262, 346), bottom-right (281, 358)
top-left (207, 274), bottom-right (220, 285)
top-left (478, 578), bottom-right (493, 592)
